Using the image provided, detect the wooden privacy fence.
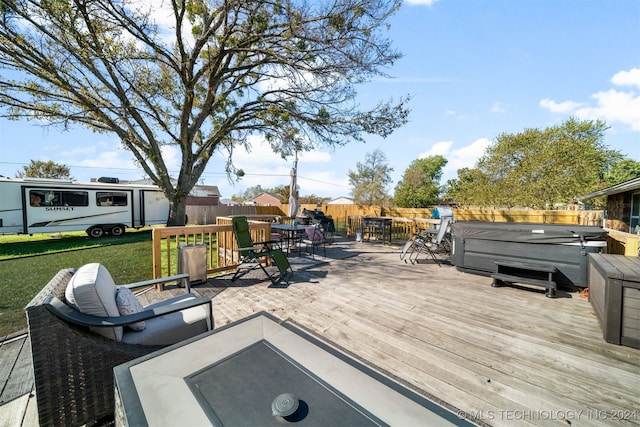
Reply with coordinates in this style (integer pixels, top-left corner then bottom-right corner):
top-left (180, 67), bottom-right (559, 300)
top-left (449, 209), bottom-right (604, 225)
top-left (188, 204), bottom-right (603, 227)
top-left (187, 204), bottom-right (381, 234)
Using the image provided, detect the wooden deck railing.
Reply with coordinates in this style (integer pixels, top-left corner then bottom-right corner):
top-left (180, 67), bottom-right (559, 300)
top-left (151, 217), bottom-right (275, 281)
top-left (606, 229), bottom-right (640, 256)
top-left (347, 216), bottom-right (440, 241)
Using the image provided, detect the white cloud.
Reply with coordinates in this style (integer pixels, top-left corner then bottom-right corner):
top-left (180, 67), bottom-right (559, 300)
top-left (59, 140), bottom-right (138, 178)
top-left (539, 68), bottom-right (640, 131)
top-left (446, 138), bottom-right (491, 175)
top-left (146, 2), bottom-right (195, 46)
top-left (611, 68), bottom-right (640, 88)
top-left (299, 150), bottom-right (332, 164)
top-left (217, 135), bottom-right (345, 196)
top-left (228, 135), bottom-right (332, 168)
top-left (415, 138), bottom-right (491, 181)
top-left (576, 89), bottom-right (640, 131)
top-left (70, 148), bottom-right (141, 181)
top-left (297, 171), bottom-right (350, 197)
top-left (442, 108), bottom-right (471, 121)
top-left (491, 102), bottom-right (510, 113)
top-left (419, 140), bottom-right (453, 157)
top-left (159, 144), bottom-right (181, 172)
top-left (539, 98), bottom-right (583, 114)
top-left (74, 150), bottom-right (134, 169)
top-left (227, 135), bottom-right (288, 168)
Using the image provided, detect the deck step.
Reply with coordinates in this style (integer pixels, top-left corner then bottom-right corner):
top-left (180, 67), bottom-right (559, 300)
top-left (494, 259), bottom-right (557, 272)
top-left (491, 273), bottom-right (557, 289)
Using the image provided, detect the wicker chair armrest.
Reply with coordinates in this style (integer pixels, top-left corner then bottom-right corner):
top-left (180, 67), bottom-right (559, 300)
top-left (44, 295), bottom-right (213, 329)
top-left (122, 273), bottom-right (190, 291)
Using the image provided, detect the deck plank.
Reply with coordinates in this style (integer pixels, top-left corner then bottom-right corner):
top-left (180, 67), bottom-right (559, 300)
top-left (0, 337), bottom-right (32, 407)
top-left (0, 393), bottom-right (30, 427)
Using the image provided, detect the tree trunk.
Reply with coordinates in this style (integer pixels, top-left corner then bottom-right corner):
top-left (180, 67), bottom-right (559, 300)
top-left (166, 195), bottom-right (188, 226)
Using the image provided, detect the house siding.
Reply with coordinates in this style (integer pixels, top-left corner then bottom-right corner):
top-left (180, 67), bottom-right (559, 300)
top-left (187, 196), bottom-right (220, 206)
top-left (606, 191), bottom-right (632, 232)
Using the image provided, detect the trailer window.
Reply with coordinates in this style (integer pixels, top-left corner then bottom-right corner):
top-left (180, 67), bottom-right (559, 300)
top-left (29, 191), bottom-right (45, 207)
top-left (63, 191), bottom-right (89, 206)
top-left (29, 190), bottom-right (88, 206)
top-left (97, 192), bottom-right (128, 206)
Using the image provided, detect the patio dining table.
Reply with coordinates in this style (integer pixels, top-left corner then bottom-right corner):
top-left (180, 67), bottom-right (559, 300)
top-left (271, 223), bottom-right (305, 254)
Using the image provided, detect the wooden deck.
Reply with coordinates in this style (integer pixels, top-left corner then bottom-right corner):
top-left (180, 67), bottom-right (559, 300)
top-left (2, 238), bottom-right (640, 426)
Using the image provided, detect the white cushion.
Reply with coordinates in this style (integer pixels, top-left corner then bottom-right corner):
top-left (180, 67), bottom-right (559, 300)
top-left (65, 263), bottom-right (123, 341)
top-left (115, 287), bottom-right (146, 331)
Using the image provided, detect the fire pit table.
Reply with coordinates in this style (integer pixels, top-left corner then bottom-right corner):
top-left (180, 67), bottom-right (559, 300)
top-left (114, 312), bottom-right (472, 426)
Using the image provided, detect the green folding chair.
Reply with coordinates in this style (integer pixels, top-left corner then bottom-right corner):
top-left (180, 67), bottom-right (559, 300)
top-left (231, 216), bottom-right (292, 285)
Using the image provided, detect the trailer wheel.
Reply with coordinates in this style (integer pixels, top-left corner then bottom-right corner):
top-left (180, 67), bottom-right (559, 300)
top-left (110, 224), bottom-right (126, 236)
top-left (87, 226), bottom-right (104, 238)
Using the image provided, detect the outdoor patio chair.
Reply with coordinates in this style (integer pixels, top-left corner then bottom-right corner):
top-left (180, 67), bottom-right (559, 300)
top-left (231, 216), bottom-right (292, 286)
top-left (301, 224), bottom-right (327, 258)
top-left (25, 263), bottom-right (214, 427)
top-left (400, 233), bottom-right (424, 263)
top-left (401, 218), bottom-right (452, 266)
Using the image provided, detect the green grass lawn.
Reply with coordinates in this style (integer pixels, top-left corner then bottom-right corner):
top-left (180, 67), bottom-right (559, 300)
top-left (0, 230), bottom-right (157, 338)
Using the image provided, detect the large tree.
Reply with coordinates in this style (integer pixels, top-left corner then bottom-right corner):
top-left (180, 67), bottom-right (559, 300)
top-left (393, 155), bottom-right (447, 207)
top-left (605, 158), bottom-right (640, 186)
top-left (0, 0), bottom-right (409, 225)
top-left (445, 118), bottom-right (622, 208)
top-left (16, 159), bottom-right (73, 180)
top-left (348, 148), bottom-right (393, 206)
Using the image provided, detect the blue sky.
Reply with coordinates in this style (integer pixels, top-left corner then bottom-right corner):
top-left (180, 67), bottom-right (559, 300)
top-left (1, 0), bottom-right (638, 200)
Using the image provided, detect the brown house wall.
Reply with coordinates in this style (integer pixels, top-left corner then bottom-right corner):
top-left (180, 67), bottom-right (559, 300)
top-left (606, 192), bottom-right (632, 232)
top-left (187, 196), bottom-right (219, 206)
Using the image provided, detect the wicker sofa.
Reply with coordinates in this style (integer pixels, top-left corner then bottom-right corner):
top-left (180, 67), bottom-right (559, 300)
top-left (25, 265), bottom-right (214, 427)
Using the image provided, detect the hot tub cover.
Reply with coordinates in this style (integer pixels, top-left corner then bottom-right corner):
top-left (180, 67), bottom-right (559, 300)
top-left (451, 222), bottom-right (607, 245)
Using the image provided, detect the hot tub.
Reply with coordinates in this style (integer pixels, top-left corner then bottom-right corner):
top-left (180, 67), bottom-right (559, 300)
top-left (451, 222), bottom-right (607, 289)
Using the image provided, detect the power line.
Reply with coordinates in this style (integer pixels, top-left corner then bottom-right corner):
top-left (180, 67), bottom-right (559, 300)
top-left (0, 161), bottom-right (350, 188)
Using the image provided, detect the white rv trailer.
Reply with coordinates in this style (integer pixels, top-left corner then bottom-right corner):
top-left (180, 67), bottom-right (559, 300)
top-left (0, 177), bottom-right (170, 237)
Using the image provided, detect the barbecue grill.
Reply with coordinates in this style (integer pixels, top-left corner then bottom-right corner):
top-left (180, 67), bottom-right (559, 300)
top-left (295, 208), bottom-right (335, 233)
